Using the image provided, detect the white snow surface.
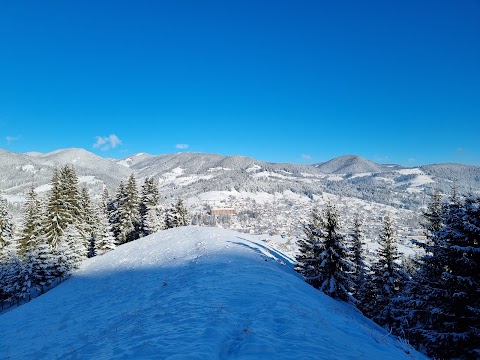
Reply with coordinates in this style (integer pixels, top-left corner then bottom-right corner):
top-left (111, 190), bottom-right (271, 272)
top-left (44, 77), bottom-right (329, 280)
top-left (0, 227), bottom-right (426, 360)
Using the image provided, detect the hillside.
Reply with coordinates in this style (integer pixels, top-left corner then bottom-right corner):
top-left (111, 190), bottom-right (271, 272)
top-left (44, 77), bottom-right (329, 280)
top-left (0, 226), bottom-right (426, 360)
top-left (313, 155), bottom-right (390, 174)
top-left (1, 148), bottom-right (479, 242)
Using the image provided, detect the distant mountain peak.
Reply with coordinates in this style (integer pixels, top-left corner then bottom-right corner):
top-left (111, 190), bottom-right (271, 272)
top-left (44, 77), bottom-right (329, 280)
top-left (313, 154), bottom-right (388, 174)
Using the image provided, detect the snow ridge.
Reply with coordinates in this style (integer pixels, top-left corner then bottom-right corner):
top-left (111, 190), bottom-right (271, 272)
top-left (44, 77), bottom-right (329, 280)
top-left (0, 226), bottom-right (426, 360)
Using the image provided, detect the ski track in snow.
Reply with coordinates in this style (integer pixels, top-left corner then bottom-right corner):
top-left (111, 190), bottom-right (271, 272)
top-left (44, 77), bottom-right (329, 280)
top-left (0, 227), bottom-right (426, 360)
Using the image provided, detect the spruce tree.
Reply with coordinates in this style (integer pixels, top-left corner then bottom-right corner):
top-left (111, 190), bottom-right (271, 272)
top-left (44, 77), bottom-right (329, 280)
top-left (397, 190), bottom-right (445, 347)
top-left (44, 168), bottom-right (63, 248)
top-left (411, 194), bottom-right (480, 359)
top-left (44, 166), bottom-right (83, 248)
top-left (139, 177), bottom-right (163, 236)
top-left (23, 236), bottom-right (55, 295)
top-left (55, 225), bottom-right (85, 274)
top-left (295, 203), bottom-right (355, 302)
top-left (0, 240), bottom-right (19, 307)
top-left (295, 207), bottom-right (322, 286)
top-left (114, 175), bottom-right (140, 244)
top-left (96, 207), bottom-right (117, 254)
top-left (350, 216), bottom-right (366, 302)
top-left (174, 198), bottom-right (189, 227)
top-left (362, 215), bottom-right (405, 329)
top-left (0, 198), bottom-right (14, 249)
top-left (18, 186), bottom-right (43, 254)
top-left (79, 186), bottom-right (98, 247)
top-left (87, 234), bottom-right (97, 258)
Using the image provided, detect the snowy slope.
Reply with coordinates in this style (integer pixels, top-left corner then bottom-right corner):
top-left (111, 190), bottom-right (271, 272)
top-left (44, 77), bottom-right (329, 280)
top-left (0, 227), bottom-right (426, 360)
top-left (313, 155), bottom-right (389, 174)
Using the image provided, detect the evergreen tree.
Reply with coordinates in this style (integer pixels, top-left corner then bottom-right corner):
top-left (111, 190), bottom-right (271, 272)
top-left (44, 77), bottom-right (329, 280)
top-left (350, 216), bottom-right (366, 301)
top-left (0, 198), bottom-right (14, 249)
top-left (24, 236), bottom-right (55, 295)
top-left (164, 203), bottom-right (176, 230)
top-left (55, 225), bottom-right (85, 275)
top-left (0, 241), bottom-right (19, 307)
top-left (18, 186), bottom-right (43, 254)
top-left (175, 198), bottom-right (189, 227)
top-left (295, 207), bottom-right (322, 286)
top-left (79, 186), bottom-right (97, 246)
top-left (361, 215), bottom-right (405, 329)
top-left (96, 208), bottom-right (116, 254)
top-left (139, 177), bottom-right (163, 236)
top-left (407, 194), bottom-right (480, 359)
top-left (44, 166), bottom-right (83, 248)
top-left (397, 191), bottom-right (445, 347)
top-left (87, 234), bottom-right (97, 258)
top-left (43, 168), bottom-right (63, 248)
top-left (295, 203), bottom-right (355, 302)
top-left (114, 175), bottom-right (140, 244)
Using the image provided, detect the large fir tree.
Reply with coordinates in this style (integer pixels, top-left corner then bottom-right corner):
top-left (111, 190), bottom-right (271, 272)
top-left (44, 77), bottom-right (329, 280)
top-left (18, 186), bottom-right (43, 254)
top-left (407, 194), bottom-right (480, 359)
top-left (295, 203), bottom-right (355, 302)
top-left (350, 216), bottom-right (366, 302)
top-left (44, 166), bottom-right (83, 248)
top-left (361, 215), bottom-right (405, 329)
top-left (139, 177), bottom-right (163, 236)
top-left (114, 175), bottom-right (141, 244)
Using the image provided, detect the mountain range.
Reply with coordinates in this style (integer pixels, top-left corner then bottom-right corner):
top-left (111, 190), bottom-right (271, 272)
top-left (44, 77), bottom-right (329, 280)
top-left (1, 147), bottom-right (479, 238)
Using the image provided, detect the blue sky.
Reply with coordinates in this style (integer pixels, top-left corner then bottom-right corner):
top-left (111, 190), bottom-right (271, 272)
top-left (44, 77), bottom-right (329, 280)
top-left (0, 0), bottom-right (479, 166)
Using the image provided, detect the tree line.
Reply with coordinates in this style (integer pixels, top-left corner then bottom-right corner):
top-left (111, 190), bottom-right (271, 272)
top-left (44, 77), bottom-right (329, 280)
top-left (295, 190), bottom-right (479, 359)
top-left (0, 165), bottom-right (189, 309)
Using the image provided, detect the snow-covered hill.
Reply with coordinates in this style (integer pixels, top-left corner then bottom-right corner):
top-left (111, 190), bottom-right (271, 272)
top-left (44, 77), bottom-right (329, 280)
top-left (313, 155), bottom-right (391, 174)
top-left (0, 226), bottom-right (426, 360)
top-left (1, 148), bottom-right (479, 242)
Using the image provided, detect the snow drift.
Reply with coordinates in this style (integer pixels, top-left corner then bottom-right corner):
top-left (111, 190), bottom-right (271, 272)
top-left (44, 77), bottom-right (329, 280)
top-left (0, 226), bottom-right (427, 359)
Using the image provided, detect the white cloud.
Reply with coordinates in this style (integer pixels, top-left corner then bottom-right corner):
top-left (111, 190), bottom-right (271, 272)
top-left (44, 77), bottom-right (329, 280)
top-left (301, 154), bottom-right (312, 161)
top-left (93, 134), bottom-right (122, 151)
top-left (176, 144), bottom-right (189, 149)
top-left (456, 147), bottom-right (464, 153)
top-left (408, 157), bottom-right (417, 163)
top-left (6, 135), bottom-right (20, 144)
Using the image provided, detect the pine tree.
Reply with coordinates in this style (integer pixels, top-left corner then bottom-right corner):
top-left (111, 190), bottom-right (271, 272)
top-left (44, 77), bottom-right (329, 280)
top-left (295, 203), bottom-right (355, 302)
top-left (295, 207), bottom-right (322, 286)
top-left (55, 225), bottom-right (85, 275)
top-left (397, 191), bottom-right (445, 347)
top-left (0, 198), bottom-right (14, 249)
top-left (87, 234), bottom-right (97, 258)
top-left (79, 186), bottom-right (98, 246)
top-left (164, 203), bottom-right (176, 230)
top-left (114, 175), bottom-right (140, 244)
top-left (350, 216), bottom-right (366, 302)
top-left (23, 236), bottom-right (55, 295)
top-left (59, 165), bottom-right (82, 226)
top-left (18, 186), bottom-right (43, 254)
top-left (44, 168), bottom-right (63, 248)
top-left (96, 208), bottom-right (116, 254)
top-left (139, 177), bottom-right (163, 236)
top-left (0, 240), bottom-right (19, 307)
top-left (44, 166), bottom-right (83, 248)
top-left (362, 215), bottom-right (405, 329)
top-left (410, 194), bottom-right (480, 359)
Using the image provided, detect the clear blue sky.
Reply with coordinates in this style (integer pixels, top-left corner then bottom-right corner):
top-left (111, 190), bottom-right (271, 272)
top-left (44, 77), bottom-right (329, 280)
top-left (1, 0), bottom-right (479, 166)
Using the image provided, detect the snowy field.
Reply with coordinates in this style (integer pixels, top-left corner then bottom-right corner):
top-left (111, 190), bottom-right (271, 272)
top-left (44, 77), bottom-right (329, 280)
top-left (0, 227), bottom-right (427, 359)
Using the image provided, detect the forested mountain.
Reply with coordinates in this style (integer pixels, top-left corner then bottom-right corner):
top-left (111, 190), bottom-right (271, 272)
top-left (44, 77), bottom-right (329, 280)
top-left (313, 154), bottom-right (396, 174)
top-left (1, 148), bottom-right (479, 238)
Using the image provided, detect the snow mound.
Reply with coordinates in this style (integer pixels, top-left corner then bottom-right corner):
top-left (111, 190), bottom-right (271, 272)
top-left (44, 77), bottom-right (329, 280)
top-left (0, 227), bottom-right (426, 360)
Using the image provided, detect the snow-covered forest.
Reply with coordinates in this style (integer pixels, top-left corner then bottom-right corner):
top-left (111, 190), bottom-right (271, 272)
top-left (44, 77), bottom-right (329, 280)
top-left (0, 165), bottom-right (189, 308)
top-left (295, 191), bottom-right (480, 359)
